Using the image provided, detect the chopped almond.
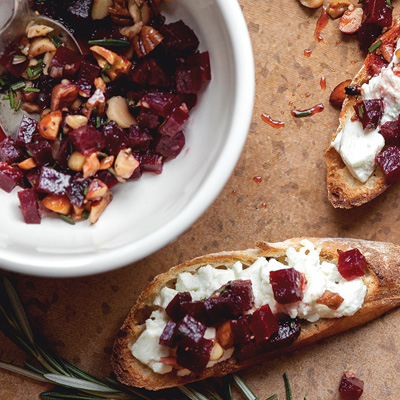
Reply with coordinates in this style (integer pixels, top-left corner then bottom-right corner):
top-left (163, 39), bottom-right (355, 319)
top-left (18, 158), bottom-right (37, 170)
top-left (339, 5), bottom-right (363, 34)
top-left (41, 194), bottom-right (71, 215)
top-left (216, 321), bottom-right (234, 350)
top-left (39, 110), bottom-right (62, 140)
top-left (83, 152), bottom-right (101, 179)
top-left (89, 190), bottom-right (112, 224)
top-left (86, 179), bottom-right (109, 200)
top-left (316, 290), bottom-right (344, 310)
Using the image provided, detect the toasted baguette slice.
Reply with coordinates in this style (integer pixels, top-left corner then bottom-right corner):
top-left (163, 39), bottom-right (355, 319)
top-left (112, 237), bottom-right (400, 390)
top-left (325, 18), bottom-right (400, 208)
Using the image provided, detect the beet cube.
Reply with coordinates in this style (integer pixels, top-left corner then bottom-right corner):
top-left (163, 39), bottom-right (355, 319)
top-left (270, 268), bottom-right (304, 304)
top-left (26, 140), bottom-right (54, 166)
top-left (26, 170), bottom-right (40, 189)
top-left (180, 301), bottom-right (209, 325)
top-left (175, 65), bottom-right (202, 94)
top-left (380, 121), bottom-right (400, 146)
top-left (175, 314), bottom-right (206, 348)
top-left (17, 189), bottom-right (41, 224)
top-left (0, 162), bottom-right (23, 193)
top-left (137, 108), bottom-right (161, 130)
top-left (337, 248), bottom-right (366, 281)
top-left (187, 51), bottom-right (211, 82)
top-left (37, 166), bottom-right (71, 195)
top-left (155, 131), bottom-right (185, 159)
top-left (128, 125), bottom-right (153, 151)
top-left (49, 46), bottom-right (84, 79)
top-left (159, 107), bottom-right (189, 137)
top-left (0, 126), bottom-right (6, 143)
top-left (96, 170), bottom-right (120, 189)
top-left (76, 60), bottom-right (101, 97)
top-left (161, 20), bottom-right (200, 55)
top-left (364, 0), bottom-right (392, 27)
top-left (55, 137), bottom-right (72, 169)
top-left (339, 371), bottom-right (364, 400)
top-left (16, 115), bottom-right (38, 145)
top-left (176, 337), bottom-right (213, 374)
top-left (231, 314), bottom-right (253, 344)
top-left (140, 91), bottom-right (180, 118)
top-left (159, 320), bottom-right (178, 348)
top-left (268, 318), bottom-right (301, 348)
top-left (0, 138), bottom-right (23, 164)
top-left (130, 58), bottom-right (169, 87)
top-left (67, 176), bottom-right (90, 208)
top-left (249, 304), bottom-right (279, 343)
top-left (101, 121), bottom-right (128, 156)
top-left (165, 292), bottom-right (192, 322)
top-left (377, 146), bottom-right (400, 183)
top-left (69, 124), bottom-right (104, 155)
top-left (0, 43), bottom-right (29, 77)
top-left (354, 99), bottom-right (383, 130)
top-left (140, 151), bottom-right (164, 174)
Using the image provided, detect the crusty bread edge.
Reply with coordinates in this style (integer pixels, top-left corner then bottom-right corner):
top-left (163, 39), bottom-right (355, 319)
top-left (324, 18), bottom-right (400, 208)
top-left (112, 237), bottom-right (400, 390)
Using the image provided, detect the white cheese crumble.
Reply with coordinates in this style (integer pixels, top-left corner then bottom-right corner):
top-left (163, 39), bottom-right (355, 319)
top-left (132, 240), bottom-right (367, 374)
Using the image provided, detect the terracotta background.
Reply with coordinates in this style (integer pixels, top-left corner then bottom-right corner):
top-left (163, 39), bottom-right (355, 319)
top-left (2, 0), bottom-right (400, 399)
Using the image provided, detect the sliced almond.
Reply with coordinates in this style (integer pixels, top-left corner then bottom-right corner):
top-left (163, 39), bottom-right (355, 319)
top-left (114, 148), bottom-right (139, 179)
top-left (39, 110), bottom-right (62, 140)
top-left (18, 157), bottom-right (37, 170)
top-left (106, 96), bottom-right (137, 128)
top-left (26, 24), bottom-right (54, 39)
top-left (89, 190), bottom-right (112, 224)
top-left (316, 290), bottom-right (344, 310)
top-left (28, 37), bottom-right (57, 58)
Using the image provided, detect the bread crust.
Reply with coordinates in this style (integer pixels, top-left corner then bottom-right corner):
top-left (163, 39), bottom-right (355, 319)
top-left (112, 237), bottom-right (400, 390)
top-left (325, 18), bottom-right (400, 208)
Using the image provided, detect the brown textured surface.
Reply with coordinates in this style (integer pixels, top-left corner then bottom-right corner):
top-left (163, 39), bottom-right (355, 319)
top-left (4, 0), bottom-right (400, 399)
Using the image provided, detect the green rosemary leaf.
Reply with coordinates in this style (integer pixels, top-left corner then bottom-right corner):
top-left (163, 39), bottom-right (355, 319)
top-left (9, 88), bottom-right (14, 109)
top-left (204, 388), bottom-right (224, 400)
top-left (223, 376), bottom-right (233, 400)
top-left (40, 391), bottom-right (114, 400)
top-left (58, 215), bottom-right (76, 225)
top-left (43, 374), bottom-right (121, 394)
top-left (368, 39), bottom-right (382, 53)
top-left (24, 87), bottom-right (40, 92)
top-left (283, 373), bottom-right (292, 400)
top-left (186, 386), bottom-right (210, 400)
top-left (35, 342), bottom-right (71, 375)
top-left (10, 81), bottom-right (26, 91)
top-left (50, 36), bottom-right (62, 48)
top-left (88, 39), bottom-right (130, 48)
top-left (265, 395), bottom-right (277, 400)
top-left (104, 377), bottom-right (153, 400)
top-left (102, 63), bottom-right (111, 72)
top-left (178, 386), bottom-right (204, 400)
top-left (27, 67), bottom-right (34, 79)
top-left (63, 359), bottom-right (108, 386)
top-left (24, 360), bottom-right (47, 375)
top-left (15, 99), bottom-right (22, 111)
top-left (232, 374), bottom-right (258, 400)
top-left (0, 361), bottom-right (48, 383)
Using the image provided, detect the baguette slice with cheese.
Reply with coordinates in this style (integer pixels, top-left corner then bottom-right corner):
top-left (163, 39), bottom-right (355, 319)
top-left (325, 18), bottom-right (400, 208)
top-left (112, 237), bottom-right (400, 390)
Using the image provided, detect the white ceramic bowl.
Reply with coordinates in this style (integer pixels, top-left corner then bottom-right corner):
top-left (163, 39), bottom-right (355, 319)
top-left (0, 0), bottom-right (254, 277)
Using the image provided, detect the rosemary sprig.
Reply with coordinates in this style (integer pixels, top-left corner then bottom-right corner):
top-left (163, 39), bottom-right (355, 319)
top-left (0, 277), bottom-right (302, 400)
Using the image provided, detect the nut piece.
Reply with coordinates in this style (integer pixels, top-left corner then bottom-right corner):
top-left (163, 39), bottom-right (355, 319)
top-left (91, 0), bottom-right (113, 19)
top-left (18, 157), bottom-right (37, 170)
top-left (41, 194), bottom-right (71, 215)
top-left (83, 153), bottom-right (101, 179)
top-left (120, 21), bottom-right (144, 40)
top-left (128, 0), bottom-right (151, 25)
top-left (339, 5), bottom-right (363, 34)
top-left (68, 151), bottom-right (86, 172)
top-left (90, 45), bottom-right (132, 80)
top-left (316, 290), bottom-right (344, 310)
top-left (28, 37), bottom-right (57, 58)
top-left (26, 24), bottom-right (54, 39)
top-left (209, 342), bottom-right (224, 361)
top-left (114, 148), bottom-right (139, 179)
top-left (51, 82), bottom-right (79, 111)
top-left (83, 88), bottom-right (106, 118)
top-left (329, 79), bottom-right (352, 108)
top-left (133, 26), bottom-right (164, 58)
top-left (94, 77), bottom-right (106, 92)
top-left (299, 0), bottom-right (323, 9)
top-left (65, 115), bottom-right (88, 130)
top-left (86, 179), bottom-right (109, 200)
top-left (327, 0), bottom-right (352, 19)
top-left (216, 321), bottom-right (234, 350)
top-left (89, 190), bottom-right (112, 224)
top-left (39, 110), bottom-right (62, 140)
top-left (106, 96), bottom-right (137, 128)
top-left (99, 155), bottom-right (114, 170)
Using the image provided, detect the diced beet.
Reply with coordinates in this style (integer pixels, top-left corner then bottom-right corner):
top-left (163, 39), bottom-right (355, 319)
top-left (26, 170), bottom-right (40, 189)
top-left (339, 372), bottom-right (364, 400)
top-left (231, 314), bottom-right (253, 344)
top-left (0, 126), bottom-right (6, 142)
top-left (159, 320), bottom-right (178, 348)
top-left (175, 314), bottom-right (206, 348)
top-left (17, 189), bottom-right (41, 224)
top-left (140, 91), bottom-right (180, 118)
top-left (176, 337), bottom-right (213, 374)
top-left (175, 65), bottom-right (202, 94)
top-left (345, 85), bottom-right (362, 96)
top-left (140, 150), bottom-right (164, 174)
top-left (159, 107), bottom-right (189, 137)
top-left (128, 125), bottom-right (153, 151)
top-left (377, 146), bottom-right (400, 183)
top-left (354, 99), bottom-right (383, 130)
top-left (67, 176), bottom-right (90, 207)
top-left (37, 166), bottom-right (71, 195)
top-left (96, 170), bottom-right (120, 189)
top-left (364, 0), bottom-right (392, 27)
top-left (187, 51), bottom-right (211, 82)
top-left (26, 140), bottom-right (54, 166)
top-left (155, 131), bottom-right (185, 159)
top-left (67, 0), bottom-right (92, 19)
top-left (0, 43), bottom-right (29, 77)
top-left (69, 124), bottom-right (104, 155)
top-left (380, 121), bottom-right (400, 146)
top-left (0, 138), bottom-right (23, 163)
top-left (337, 248), bottom-right (366, 281)
top-left (130, 58), bottom-right (169, 87)
top-left (268, 318), bottom-right (301, 348)
top-left (180, 301), bottom-right (209, 325)
top-left (249, 304), bottom-right (279, 343)
top-left (270, 268), bottom-right (304, 304)
top-left (165, 292), bottom-right (192, 322)
top-left (137, 108), bottom-right (161, 130)
top-left (101, 121), bottom-right (128, 156)
top-left (161, 20), bottom-right (200, 55)
top-left (358, 22), bottom-right (383, 50)
top-left (49, 46), bottom-right (84, 79)
top-left (55, 137), bottom-right (72, 169)
top-left (37, 76), bottom-right (58, 111)
top-left (0, 162), bottom-right (23, 193)
top-left (76, 60), bottom-right (101, 96)
top-left (16, 115), bottom-right (38, 145)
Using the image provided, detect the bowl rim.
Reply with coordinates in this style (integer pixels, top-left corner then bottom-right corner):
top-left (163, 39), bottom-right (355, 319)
top-left (1, 0), bottom-right (255, 278)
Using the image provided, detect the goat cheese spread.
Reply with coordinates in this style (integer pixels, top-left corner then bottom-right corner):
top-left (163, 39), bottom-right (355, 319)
top-left (131, 240), bottom-right (367, 374)
top-left (332, 38), bottom-right (400, 182)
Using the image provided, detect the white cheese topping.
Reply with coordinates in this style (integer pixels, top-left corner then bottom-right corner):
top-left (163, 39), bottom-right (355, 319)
top-left (132, 240), bottom-right (367, 374)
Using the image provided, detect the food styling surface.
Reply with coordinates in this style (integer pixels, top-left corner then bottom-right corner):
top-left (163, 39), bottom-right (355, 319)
top-left (2, 0), bottom-right (400, 399)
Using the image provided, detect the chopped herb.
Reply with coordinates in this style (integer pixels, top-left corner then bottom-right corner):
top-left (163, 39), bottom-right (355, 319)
top-left (50, 36), bottom-right (62, 48)
top-left (59, 214), bottom-right (76, 225)
top-left (265, 395), bottom-right (277, 400)
top-left (83, 186), bottom-right (89, 196)
top-left (15, 99), bottom-right (22, 111)
top-left (88, 39), bottom-right (131, 48)
top-left (368, 39), bottom-right (382, 53)
top-left (0, 75), bottom-right (9, 87)
top-left (81, 210), bottom-right (89, 219)
top-left (102, 63), bottom-right (111, 72)
top-left (23, 87), bottom-right (40, 93)
top-left (26, 67), bottom-right (34, 79)
top-left (10, 81), bottom-right (26, 91)
top-left (3, 95), bottom-right (9, 100)
top-left (12, 55), bottom-right (27, 65)
top-left (96, 115), bottom-right (101, 129)
top-left (101, 73), bottom-right (110, 83)
top-left (8, 89), bottom-right (14, 109)
top-left (386, 0), bottom-right (392, 6)
top-left (283, 373), bottom-right (292, 400)
top-left (358, 104), bottom-right (364, 118)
